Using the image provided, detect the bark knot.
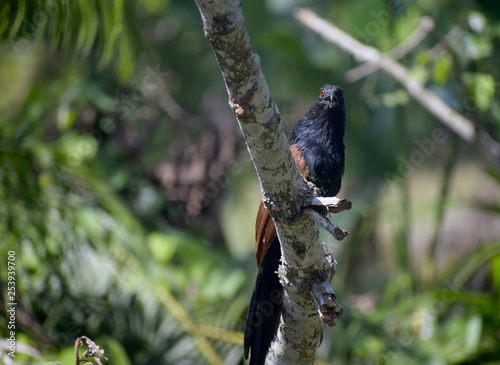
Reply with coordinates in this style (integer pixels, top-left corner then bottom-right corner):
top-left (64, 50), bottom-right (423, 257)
top-left (207, 13), bottom-right (235, 35)
top-left (229, 82), bottom-right (258, 117)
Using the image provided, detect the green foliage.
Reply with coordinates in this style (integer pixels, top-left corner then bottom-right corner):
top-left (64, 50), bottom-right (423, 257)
top-left (1, 0), bottom-right (500, 364)
top-left (0, 0), bottom-right (139, 80)
top-left (463, 73), bottom-right (495, 111)
top-left (0, 36), bottom-right (245, 364)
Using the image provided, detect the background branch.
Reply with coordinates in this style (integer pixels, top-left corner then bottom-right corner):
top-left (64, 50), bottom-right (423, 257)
top-left (296, 8), bottom-right (500, 168)
top-left (345, 16), bottom-right (435, 82)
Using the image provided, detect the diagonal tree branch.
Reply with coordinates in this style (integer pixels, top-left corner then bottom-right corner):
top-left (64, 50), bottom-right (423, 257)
top-left (345, 16), bottom-right (435, 82)
top-left (296, 8), bottom-right (500, 169)
top-left (194, 1), bottom-right (347, 363)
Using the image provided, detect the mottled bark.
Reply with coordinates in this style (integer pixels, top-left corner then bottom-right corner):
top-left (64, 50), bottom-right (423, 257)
top-left (195, 1), bottom-right (347, 363)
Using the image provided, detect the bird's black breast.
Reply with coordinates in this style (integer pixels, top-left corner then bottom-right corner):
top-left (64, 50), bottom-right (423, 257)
top-left (301, 138), bottom-right (344, 197)
top-left (289, 107), bottom-right (345, 197)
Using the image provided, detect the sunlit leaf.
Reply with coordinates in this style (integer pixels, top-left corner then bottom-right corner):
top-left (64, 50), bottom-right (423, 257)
top-left (147, 231), bottom-right (178, 264)
top-left (464, 72), bottom-right (495, 111)
top-left (60, 133), bottom-right (98, 165)
top-left (490, 254), bottom-right (500, 293)
top-left (464, 315), bottom-right (482, 354)
top-left (432, 56), bottom-right (451, 85)
top-left (381, 89), bottom-right (410, 107)
top-left (462, 34), bottom-right (493, 60)
top-left (57, 105), bottom-right (76, 130)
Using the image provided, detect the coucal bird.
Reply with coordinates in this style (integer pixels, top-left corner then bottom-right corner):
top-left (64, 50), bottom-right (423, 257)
top-left (244, 85), bottom-right (346, 365)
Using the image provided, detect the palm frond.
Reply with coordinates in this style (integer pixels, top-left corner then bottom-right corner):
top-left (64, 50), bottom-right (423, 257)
top-left (0, 0), bottom-right (139, 79)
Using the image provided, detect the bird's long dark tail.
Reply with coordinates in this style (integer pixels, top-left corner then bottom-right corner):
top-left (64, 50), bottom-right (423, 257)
top-left (244, 237), bottom-right (283, 365)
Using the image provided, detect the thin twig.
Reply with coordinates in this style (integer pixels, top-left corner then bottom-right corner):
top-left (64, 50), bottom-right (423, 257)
top-left (309, 196), bottom-right (352, 213)
top-left (144, 84), bottom-right (200, 127)
top-left (74, 336), bottom-right (108, 365)
top-left (427, 135), bottom-right (458, 282)
top-left (346, 16), bottom-right (435, 82)
top-left (305, 208), bottom-right (349, 241)
top-left (311, 282), bottom-right (343, 327)
top-left (428, 25), bottom-right (464, 61)
top-left (392, 17), bottom-right (435, 59)
top-left (75, 337), bottom-right (81, 365)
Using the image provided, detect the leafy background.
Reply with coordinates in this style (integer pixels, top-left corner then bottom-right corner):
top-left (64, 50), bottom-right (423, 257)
top-left (0, 0), bottom-right (499, 364)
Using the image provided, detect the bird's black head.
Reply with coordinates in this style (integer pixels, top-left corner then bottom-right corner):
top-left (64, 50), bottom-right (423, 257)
top-left (318, 85), bottom-right (345, 109)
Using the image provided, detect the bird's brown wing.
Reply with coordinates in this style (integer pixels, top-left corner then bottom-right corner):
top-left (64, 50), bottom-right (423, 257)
top-left (255, 145), bottom-right (308, 266)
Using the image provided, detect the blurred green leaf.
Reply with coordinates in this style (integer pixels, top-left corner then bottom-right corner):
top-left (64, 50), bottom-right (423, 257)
top-left (201, 269), bottom-right (246, 300)
top-left (409, 65), bottom-right (429, 84)
top-left (100, 336), bottom-right (132, 365)
top-left (0, 0), bottom-right (139, 79)
top-left (57, 105), bottom-right (77, 130)
top-left (463, 34), bottom-right (493, 60)
top-left (490, 254), bottom-right (500, 293)
top-left (381, 89), bottom-right (410, 107)
top-left (464, 72), bottom-right (495, 111)
top-left (442, 242), bottom-right (500, 286)
top-left (464, 315), bottom-right (482, 354)
top-left (147, 231), bottom-right (178, 264)
top-left (432, 56), bottom-right (452, 85)
top-left (415, 50), bottom-right (431, 66)
top-left (60, 132), bottom-right (98, 165)
top-left (141, 0), bottom-right (170, 14)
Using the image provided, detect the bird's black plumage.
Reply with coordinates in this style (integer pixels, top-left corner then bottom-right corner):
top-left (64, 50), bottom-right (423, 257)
top-left (289, 84), bottom-right (346, 196)
top-left (244, 236), bottom-right (282, 365)
top-left (244, 85), bottom-right (346, 365)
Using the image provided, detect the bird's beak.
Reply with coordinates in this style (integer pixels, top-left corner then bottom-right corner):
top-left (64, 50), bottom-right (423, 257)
top-left (329, 93), bottom-right (335, 108)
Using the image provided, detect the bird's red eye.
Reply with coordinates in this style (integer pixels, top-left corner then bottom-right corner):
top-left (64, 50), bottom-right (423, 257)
top-left (339, 90), bottom-right (344, 98)
top-left (320, 90), bottom-right (325, 96)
